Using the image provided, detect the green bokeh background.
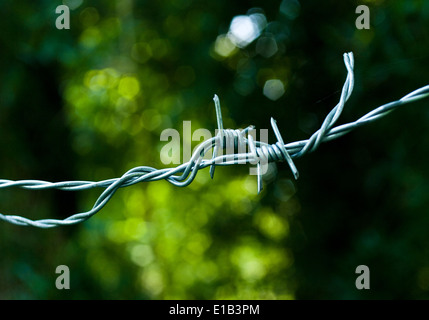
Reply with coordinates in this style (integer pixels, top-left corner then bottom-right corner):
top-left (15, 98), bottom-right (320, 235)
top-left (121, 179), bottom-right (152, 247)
top-left (1, 0), bottom-right (429, 299)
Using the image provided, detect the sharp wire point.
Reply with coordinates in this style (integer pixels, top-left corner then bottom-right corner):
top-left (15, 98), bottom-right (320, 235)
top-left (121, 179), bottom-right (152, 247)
top-left (257, 162), bottom-right (263, 194)
top-left (270, 117), bottom-right (299, 180)
top-left (210, 94), bottom-right (224, 179)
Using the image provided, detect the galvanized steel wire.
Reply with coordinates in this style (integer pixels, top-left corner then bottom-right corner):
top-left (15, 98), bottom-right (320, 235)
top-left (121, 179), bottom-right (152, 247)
top-left (1, 52), bottom-right (429, 228)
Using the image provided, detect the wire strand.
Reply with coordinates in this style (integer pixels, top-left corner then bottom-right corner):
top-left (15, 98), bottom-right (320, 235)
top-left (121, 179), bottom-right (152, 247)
top-left (1, 52), bottom-right (429, 228)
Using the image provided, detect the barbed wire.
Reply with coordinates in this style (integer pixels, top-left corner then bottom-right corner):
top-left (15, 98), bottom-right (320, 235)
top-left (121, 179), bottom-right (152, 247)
top-left (1, 52), bottom-right (429, 228)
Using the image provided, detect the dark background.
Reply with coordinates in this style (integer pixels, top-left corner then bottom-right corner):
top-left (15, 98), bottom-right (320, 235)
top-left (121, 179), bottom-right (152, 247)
top-left (1, 0), bottom-right (429, 299)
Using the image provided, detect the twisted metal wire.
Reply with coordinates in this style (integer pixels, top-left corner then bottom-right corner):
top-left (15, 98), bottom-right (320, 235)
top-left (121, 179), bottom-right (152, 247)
top-left (1, 52), bottom-right (429, 228)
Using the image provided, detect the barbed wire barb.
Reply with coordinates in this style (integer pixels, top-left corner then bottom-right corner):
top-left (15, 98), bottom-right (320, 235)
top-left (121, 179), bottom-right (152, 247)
top-left (210, 94), bottom-right (224, 179)
top-left (1, 52), bottom-right (429, 228)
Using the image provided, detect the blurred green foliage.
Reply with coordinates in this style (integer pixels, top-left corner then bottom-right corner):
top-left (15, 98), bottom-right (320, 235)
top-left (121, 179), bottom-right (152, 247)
top-left (0, 0), bottom-right (429, 299)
